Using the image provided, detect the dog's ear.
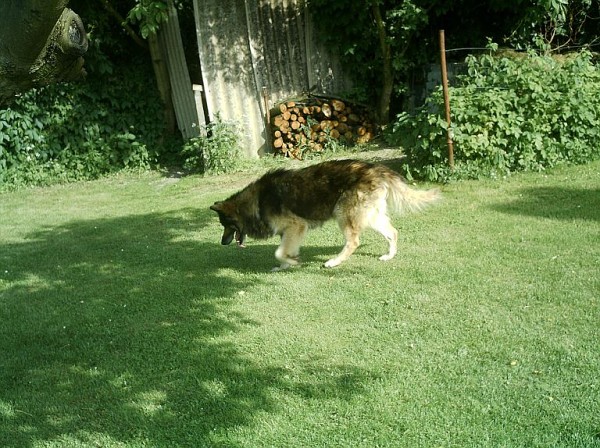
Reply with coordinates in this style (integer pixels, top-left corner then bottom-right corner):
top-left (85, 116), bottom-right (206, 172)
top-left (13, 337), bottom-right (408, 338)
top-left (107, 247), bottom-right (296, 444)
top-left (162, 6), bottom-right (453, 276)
top-left (210, 200), bottom-right (236, 216)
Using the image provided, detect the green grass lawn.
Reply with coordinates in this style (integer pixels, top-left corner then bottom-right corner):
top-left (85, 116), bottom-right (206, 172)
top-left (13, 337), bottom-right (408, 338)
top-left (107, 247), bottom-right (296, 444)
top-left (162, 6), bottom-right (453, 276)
top-left (1, 157), bottom-right (599, 447)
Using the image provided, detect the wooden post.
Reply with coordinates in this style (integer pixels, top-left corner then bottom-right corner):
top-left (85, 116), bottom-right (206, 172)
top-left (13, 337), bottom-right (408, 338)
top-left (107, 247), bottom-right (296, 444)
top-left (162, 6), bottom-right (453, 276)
top-left (193, 84), bottom-right (207, 136)
top-left (439, 30), bottom-right (454, 170)
top-left (262, 86), bottom-right (273, 153)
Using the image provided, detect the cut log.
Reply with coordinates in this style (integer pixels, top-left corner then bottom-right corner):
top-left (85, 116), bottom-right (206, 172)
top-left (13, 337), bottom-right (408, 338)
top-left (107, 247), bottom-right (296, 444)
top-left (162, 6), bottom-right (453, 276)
top-left (279, 122), bottom-right (290, 133)
top-left (336, 122), bottom-right (349, 134)
top-left (332, 99), bottom-right (345, 112)
top-left (273, 115), bottom-right (286, 128)
top-left (348, 113), bottom-right (360, 123)
top-left (269, 95), bottom-right (376, 157)
top-left (320, 120), bottom-right (334, 131)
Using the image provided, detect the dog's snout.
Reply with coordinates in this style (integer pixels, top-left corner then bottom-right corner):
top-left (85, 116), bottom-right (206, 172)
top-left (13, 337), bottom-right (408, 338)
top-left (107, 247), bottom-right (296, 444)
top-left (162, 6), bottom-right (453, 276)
top-left (221, 228), bottom-right (236, 245)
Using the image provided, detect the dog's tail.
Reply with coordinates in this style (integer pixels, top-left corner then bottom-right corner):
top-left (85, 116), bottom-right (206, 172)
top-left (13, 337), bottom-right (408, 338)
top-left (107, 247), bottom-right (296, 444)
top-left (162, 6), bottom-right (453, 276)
top-left (385, 175), bottom-right (441, 214)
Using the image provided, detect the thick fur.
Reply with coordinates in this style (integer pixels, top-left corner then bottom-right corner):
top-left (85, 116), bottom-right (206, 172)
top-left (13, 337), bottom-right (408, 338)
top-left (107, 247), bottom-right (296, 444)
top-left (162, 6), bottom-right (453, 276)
top-left (210, 159), bottom-right (440, 270)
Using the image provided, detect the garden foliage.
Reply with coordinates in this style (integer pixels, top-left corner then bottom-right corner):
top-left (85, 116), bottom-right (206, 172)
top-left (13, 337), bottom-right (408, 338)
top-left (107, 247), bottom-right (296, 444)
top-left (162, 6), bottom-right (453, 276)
top-left (0, 66), bottom-right (164, 190)
top-left (387, 49), bottom-right (600, 181)
top-left (181, 117), bottom-right (247, 175)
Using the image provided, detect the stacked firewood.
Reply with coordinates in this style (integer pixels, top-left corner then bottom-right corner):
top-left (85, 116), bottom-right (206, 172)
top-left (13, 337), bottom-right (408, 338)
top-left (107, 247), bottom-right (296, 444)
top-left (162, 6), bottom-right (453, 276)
top-left (270, 97), bottom-right (376, 158)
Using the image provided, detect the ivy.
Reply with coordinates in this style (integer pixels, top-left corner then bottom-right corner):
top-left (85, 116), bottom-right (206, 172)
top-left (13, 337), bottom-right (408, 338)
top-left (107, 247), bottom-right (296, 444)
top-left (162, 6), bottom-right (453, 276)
top-left (386, 49), bottom-right (600, 181)
top-left (0, 64), bottom-right (164, 190)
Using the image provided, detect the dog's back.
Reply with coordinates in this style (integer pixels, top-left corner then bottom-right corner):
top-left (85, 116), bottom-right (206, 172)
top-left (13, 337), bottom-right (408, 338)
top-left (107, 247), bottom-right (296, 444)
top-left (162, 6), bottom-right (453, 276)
top-left (257, 159), bottom-right (378, 222)
top-left (261, 159), bottom-right (439, 219)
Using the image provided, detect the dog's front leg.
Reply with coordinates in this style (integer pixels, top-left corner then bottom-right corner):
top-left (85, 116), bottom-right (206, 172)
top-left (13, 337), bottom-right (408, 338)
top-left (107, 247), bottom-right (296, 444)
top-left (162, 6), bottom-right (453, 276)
top-left (271, 262), bottom-right (293, 272)
top-left (272, 251), bottom-right (300, 271)
top-left (272, 224), bottom-right (306, 271)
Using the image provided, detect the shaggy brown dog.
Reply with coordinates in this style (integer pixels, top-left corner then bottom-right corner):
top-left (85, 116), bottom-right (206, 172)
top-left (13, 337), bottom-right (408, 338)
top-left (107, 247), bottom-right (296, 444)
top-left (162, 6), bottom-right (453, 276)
top-left (210, 159), bottom-right (440, 270)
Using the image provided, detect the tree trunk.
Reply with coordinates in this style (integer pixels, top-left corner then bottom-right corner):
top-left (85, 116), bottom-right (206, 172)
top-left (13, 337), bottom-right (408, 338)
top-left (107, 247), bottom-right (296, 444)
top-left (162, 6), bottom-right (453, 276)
top-left (371, 0), bottom-right (393, 125)
top-left (0, 0), bottom-right (88, 105)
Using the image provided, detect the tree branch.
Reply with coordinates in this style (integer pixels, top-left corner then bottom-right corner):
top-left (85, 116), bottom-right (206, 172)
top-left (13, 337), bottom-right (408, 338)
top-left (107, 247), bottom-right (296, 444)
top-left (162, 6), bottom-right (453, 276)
top-left (0, 2), bottom-right (88, 104)
top-left (100, 0), bottom-right (148, 50)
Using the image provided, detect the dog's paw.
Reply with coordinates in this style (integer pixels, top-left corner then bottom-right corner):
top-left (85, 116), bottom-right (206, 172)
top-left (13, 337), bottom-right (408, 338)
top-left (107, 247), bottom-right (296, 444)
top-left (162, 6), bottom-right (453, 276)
top-left (323, 258), bottom-right (341, 268)
top-left (271, 263), bottom-right (291, 272)
top-left (379, 254), bottom-right (394, 261)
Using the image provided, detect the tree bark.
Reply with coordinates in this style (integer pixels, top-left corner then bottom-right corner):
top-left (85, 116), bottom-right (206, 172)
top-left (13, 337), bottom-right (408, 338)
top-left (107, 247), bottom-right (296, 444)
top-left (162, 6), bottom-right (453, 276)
top-left (371, 0), bottom-right (393, 125)
top-left (100, 0), bottom-right (148, 50)
top-left (0, 0), bottom-right (88, 105)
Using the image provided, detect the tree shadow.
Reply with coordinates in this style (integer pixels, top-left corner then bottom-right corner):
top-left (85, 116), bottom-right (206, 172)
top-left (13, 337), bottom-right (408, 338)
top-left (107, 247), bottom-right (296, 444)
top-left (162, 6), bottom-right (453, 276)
top-left (491, 187), bottom-right (600, 222)
top-left (0, 209), bottom-right (372, 446)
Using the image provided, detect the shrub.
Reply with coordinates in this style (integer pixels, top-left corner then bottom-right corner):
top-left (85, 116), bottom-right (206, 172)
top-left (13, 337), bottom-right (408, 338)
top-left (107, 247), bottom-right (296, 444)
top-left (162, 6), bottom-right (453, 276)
top-left (181, 117), bottom-right (247, 175)
top-left (0, 65), bottom-right (164, 190)
top-left (386, 49), bottom-right (600, 181)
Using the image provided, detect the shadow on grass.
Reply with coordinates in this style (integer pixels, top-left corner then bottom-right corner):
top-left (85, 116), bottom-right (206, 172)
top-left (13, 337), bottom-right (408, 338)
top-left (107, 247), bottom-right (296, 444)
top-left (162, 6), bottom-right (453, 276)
top-left (492, 186), bottom-right (600, 222)
top-left (0, 209), bottom-right (371, 447)
top-left (214, 241), bottom-right (344, 273)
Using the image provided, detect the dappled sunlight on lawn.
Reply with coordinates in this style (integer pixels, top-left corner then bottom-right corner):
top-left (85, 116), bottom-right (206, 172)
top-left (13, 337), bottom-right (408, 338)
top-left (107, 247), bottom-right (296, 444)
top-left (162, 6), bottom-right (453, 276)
top-left (0, 210), bottom-right (373, 446)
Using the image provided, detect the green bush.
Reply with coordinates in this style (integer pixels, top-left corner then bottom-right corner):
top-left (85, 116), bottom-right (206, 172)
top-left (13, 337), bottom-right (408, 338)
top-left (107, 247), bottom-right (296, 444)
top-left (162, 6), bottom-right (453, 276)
top-left (182, 117), bottom-right (248, 175)
top-left (386, 49), bottom-right (600, 181)
top-left (0, 65), bottom-right (164, 190)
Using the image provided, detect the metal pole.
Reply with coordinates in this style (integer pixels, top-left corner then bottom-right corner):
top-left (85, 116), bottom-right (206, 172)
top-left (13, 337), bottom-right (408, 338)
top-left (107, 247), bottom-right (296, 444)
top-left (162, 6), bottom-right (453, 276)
top-left (439, 29), bottom-right (454, 170)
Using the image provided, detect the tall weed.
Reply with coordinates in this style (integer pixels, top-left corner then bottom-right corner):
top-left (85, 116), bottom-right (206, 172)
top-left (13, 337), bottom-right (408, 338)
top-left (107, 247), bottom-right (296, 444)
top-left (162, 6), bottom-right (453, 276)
top-left (182, 117), bottom-right (248, 175)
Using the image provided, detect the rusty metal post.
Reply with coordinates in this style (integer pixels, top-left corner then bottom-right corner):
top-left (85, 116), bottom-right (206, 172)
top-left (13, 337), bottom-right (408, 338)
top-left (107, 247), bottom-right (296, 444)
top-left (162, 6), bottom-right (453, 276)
top-left (439, 29), bottom-right (454, 170)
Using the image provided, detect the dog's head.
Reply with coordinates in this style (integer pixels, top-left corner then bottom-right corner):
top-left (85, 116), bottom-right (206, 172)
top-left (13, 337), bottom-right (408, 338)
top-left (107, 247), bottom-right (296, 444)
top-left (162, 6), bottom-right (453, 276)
top-left (210, 201), bottom-right (247, 247)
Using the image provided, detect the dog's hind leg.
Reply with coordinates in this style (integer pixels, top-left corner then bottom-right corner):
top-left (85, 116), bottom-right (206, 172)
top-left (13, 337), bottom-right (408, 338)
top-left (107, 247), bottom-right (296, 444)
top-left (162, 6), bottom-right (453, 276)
top-left (369, 212), bottom-right (398, 261)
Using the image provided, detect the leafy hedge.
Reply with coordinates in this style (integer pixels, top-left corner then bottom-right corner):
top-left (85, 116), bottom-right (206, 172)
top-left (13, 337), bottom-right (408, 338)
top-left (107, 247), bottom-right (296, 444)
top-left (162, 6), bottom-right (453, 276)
top-left (386, 49), bottom-right (600, 181)
top-left (0, 65), bottom-right (164, 190)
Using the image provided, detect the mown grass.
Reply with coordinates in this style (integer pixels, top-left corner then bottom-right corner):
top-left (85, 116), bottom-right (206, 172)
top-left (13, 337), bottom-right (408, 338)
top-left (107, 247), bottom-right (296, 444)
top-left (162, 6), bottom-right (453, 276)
top-left (0, 157), bottom-right (599, 447)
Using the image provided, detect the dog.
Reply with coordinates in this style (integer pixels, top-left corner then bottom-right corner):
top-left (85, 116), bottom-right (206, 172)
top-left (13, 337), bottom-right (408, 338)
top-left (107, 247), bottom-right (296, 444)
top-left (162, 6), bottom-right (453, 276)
top-left (210, 159), bottom-right (440, 270)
